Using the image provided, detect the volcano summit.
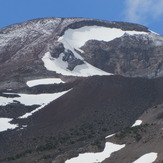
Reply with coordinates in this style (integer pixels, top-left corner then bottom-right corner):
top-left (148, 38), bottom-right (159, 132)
top-left (0, 18), bottom-right (163, 163)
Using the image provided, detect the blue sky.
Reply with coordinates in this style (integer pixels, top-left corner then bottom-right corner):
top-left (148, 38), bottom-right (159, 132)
top-left (0, 0), bottom-right (163, 35)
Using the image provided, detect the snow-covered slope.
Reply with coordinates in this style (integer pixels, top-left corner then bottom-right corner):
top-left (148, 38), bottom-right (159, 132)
top-left (59, 26), bottom-right (148, 52)
top-left (1, 17), bottom-right (163, 82)
top-left (42, 25), bottom-right (149, 77)
top-left (65, 142), bottom-right (125, 163)
top-left (132, 153), bottom-right (158, 163)
top-left (0, 90), bottom-right (70, 120)
top-left (42, 52), bottom-right (111, 76)
top-left (0, 118), bottom-right (18, 132)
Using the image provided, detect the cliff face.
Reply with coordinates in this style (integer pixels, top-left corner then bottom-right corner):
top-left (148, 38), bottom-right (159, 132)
top-left (81, 33), bottom-right (163, 78)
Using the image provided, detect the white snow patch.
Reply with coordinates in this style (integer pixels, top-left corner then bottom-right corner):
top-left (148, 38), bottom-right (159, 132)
top-left (59, 26), bottom-right (148, 52)
top-left (132, 120), bottom-right (142, 127)
top-left (0, 118), bottom-right (18, 132)
top-left (42, 52), bottom-right (111, 77)
top-left (105, 133), bottom-right (115, 139)
top-left (65, 142), bottom-right (125, 163)
top-left (19, 103), bottom-right (46, 119)
top-left (0, 96), bottom-right (14, 106)
top-left (26, 78), bottom-right (64, 87)
top-left (0, 90), bottom-right (70, 118)
top-left (18, 90), bottom-right (70, 119)
top-left (0, 91), bottom-right (67, 106)
top-left (132, 152), bottom-right (158, 163)
top-left (22, 125), bottom-right (27, 128)
top-left (48, 26), bottom-right (147, 77)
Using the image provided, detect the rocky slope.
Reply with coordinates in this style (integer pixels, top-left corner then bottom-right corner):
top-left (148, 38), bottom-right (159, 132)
top-left (0, 17), bottom-right (163, 163)
top-left (0, 17), bottom-right (163, 90)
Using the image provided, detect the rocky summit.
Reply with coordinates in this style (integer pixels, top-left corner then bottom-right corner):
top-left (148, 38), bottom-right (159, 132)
top-left (0, 17), bottom-right (163, 163)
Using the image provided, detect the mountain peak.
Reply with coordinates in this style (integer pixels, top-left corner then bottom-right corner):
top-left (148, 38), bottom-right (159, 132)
top-left (0, 17), bottom-right (163, 163)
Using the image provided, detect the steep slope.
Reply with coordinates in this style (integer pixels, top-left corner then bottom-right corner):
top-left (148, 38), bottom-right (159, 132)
top-left (103, 103), bottom-right (163, 163)
top-left (0, 76), bottom-right (163, 163)
top-left (0, 17), bottom-right (163, 163)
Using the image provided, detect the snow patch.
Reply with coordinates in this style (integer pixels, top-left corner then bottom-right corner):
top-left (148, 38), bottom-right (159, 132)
top-left (0, 118), bottom-right (18, 132)
top-left (132, 152), bottom-right (158, 163)
top-left (0, 90), bottom-right (70, 118)
top-left (59, 26), bottom-right (148, 52)
top-left (65, 142), bottom-right (125, 163)
top-left (105, 133), bottom-right (115, 139)
top-left (132, 120), bottom-right (142, 127)
top-left (0, 92), bottom-right (67, 106)
top-left (48, 26), bottom-right (148, 77)
top-left (26, 78), bottom-right (64, 87)
top-left (42, 52), bottom-right (111, 77)
top-left (18, 90), bottom-right (70, 119)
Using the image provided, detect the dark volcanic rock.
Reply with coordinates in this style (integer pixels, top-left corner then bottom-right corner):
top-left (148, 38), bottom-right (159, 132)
top-left (50, 42), bottom-right (65, 58)
top-left (81, 34), bottom-right (163, 78)
top-left (1, 75), bottom-right (163, 163)
top-left (1, 17), bottom-right (163, 163)
top-left (62, 50), bottom-right (84, 70)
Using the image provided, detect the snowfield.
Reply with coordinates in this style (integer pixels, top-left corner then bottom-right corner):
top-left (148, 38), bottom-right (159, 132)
top-left (132, 120), bottom-right (142, 127)
top-left (42, 25), bottom-right (148, 77)
top-left (42, 52), bottom-right (111, 77)
top-left (59, 26), bottom-right (148, 52)
top-left (0, 92), bottom-right (67, 106)
top-left (18, 90), bottom-right (70, 118)
top-left (0, 118), bottom-right (18, 132)
top-left (26, 78), bottom-right (64, 87)
top-left (132, 152), bottom-right (158, 163)
top-left (65, 142), bottom-right (125, 163)
top-left (0, 90), bottom-right (70, 119)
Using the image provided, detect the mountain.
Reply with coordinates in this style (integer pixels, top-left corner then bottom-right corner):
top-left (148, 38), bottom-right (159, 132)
top-left (0, 17), bottom-right (163, 163)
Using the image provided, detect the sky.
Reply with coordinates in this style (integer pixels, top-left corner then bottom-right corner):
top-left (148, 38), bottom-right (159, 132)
top-left (0, 0), bottom-right (163, 35)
